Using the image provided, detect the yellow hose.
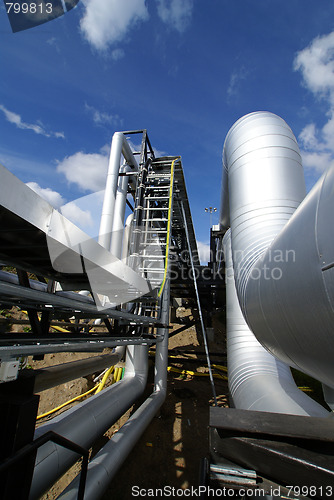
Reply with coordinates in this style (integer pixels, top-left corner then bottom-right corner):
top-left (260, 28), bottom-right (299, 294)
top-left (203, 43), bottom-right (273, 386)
top-left (95, 365), bottom-right (114, 394)
top-left (212, 364), bottom-right (228, 373)
top-left (115, 366), bottom-right (123, 382)
top-left (36, 383), bottom-right (100, 420)
top-left (167, 366), bottom-right (227, 380)
top-left (37, 365), bottom-right (116, 419)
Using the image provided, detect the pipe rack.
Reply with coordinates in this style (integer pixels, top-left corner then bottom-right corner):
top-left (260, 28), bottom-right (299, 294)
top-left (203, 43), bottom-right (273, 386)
top-left (0, 129), bottom-right (202, 499)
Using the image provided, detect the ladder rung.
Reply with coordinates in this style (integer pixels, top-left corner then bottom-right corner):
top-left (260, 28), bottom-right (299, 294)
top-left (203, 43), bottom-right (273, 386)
top-left (139, 242), bottom-right (167, 246)
top-left (142, 207), bottom-right (166, 211)
top-left (142, 218), bottom-right (168, 222)
top-left (139, 255), bottom-right (165, 259)
top-left (140, 268), bottom-right (164, 273)
top-left (147, 175), bottom-right (171, 179)
top-left (144, 229), bottom-right (168, 233)
top-left (147, 196), bottom-right (170, 200)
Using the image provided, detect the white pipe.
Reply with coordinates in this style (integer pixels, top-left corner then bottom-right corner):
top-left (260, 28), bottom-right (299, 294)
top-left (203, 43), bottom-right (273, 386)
top-left (222, 112), bottom-right (334, 390)
top-left (223, 229), bottom-right (328, 416)
top-left (110, 163), bottom-right (131, 258)
top-left (29, 345), bottom-right (148, 499)
top-left (121, 213), bottom-right (134, 262)
top-left (57, 285), bottom-right (171, 500)
top-left (98, 133), bottom-right (138, 251)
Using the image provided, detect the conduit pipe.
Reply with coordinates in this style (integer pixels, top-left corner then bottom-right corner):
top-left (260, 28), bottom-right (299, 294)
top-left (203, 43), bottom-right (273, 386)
top-left (121, 213), bottom-right (134, 262)
top-left (98, 132), bottom-right (138, 251)
top-left (221, 111), bottom-right (334, 393)
top-left (29, 344), bottom-right (148, 499)
top-left (110, 163), bottom-right (131, 258)
top-left (223, 230), bottom-right (328, 416)
top-left (34, 351), bottom-right (124, 393)
top-left (58, 284), bottom-right (171, 500)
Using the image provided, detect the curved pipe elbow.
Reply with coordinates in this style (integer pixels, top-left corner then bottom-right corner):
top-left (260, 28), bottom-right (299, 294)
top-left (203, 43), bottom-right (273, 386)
top-left (223, 229), bottom-right (328, 417)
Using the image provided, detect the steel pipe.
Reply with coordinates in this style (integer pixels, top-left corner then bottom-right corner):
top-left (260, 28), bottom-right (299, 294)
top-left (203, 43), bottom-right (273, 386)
top-left (223, 230), bottom-right (328, 416)
top-left (57, 284), bottom-right (170, 500)
top-left (29, 344), bottom-right (148, 499)
top-left (34, 349), bottom-right (124, 393)
top-left (110, 164), bottom-right (131, 258)
top-left (222, 112), bottom-right (334, 389)
top-left (244, 165), bottom-right (334, 387)
top-left (98, 133), bottom-right (138, 251)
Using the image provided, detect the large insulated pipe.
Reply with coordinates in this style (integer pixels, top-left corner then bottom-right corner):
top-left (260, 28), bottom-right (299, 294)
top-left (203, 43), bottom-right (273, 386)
top-left (222, 111), bottom-right (334, 389)
top-left (29, 344), bottom-right (148, 499)
top-left (98, 133), bottom-right (138, 251)
top-left (223, 229), bottom-right (328, 416)
top-left (58, 284), bottom-right (171, 500)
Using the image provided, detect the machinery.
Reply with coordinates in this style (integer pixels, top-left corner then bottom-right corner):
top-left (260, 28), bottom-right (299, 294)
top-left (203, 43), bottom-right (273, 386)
top-left (207, 112), bottom-right (334, 498)
top-left (1, 113), bottom-right (334, 499)
top-left (0, 130), bottom-right (214, 499)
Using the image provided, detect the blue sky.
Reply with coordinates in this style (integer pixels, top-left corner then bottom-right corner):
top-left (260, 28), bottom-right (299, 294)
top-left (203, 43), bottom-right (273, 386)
top-left (1, 0), bottom-right (334, 263)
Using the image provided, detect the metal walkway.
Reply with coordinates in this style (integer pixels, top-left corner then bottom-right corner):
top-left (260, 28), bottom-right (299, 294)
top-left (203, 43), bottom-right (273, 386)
top-left (0, 129), bottom-right (221, 500)
top-left (0, 131), bottom-right (200, 357)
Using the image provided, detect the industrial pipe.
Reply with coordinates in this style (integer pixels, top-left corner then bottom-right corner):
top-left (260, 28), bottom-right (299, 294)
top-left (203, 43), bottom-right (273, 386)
top-left (98, 132), bottom-right (138, 251)
top-left (34, 350), bottom-right (124, 393)
top-left (221, 112), bottom-right (334, 390)
top-left (30, 344), bottom-right (148, 499)
top-left (110, 164), bottom-right (131, 258)
top-left (223, 229), bottom-right (328, 416)
top-left (58, 283), bottom-right (171, 500)
top-left (121, 213), bottom-right (134, 262)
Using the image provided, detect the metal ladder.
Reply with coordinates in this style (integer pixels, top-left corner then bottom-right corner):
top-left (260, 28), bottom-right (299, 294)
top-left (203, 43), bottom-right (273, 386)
top-left (129, 157), bottom-right (177, 298)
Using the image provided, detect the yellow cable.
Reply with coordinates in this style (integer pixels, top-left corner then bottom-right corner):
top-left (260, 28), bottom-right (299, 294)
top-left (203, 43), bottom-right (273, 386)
top-left (37, 365), bottom-right (115, 419)
top-left (112, 367), bottom-right (119, 383)
top-left (212, 364), bottom-right (228, 373)
top-left (95, 365), bottom-right (114, 394)
top-left (36, 383), bottom-right (100, 420)
top-left (167, 366), bottom-right (227, 380)
top-left (158, 157), bottom-right (180, 297)
top-left (51, 325), bottom-right (72, 333)
top-left (115, 366), bottom-right (123, 382)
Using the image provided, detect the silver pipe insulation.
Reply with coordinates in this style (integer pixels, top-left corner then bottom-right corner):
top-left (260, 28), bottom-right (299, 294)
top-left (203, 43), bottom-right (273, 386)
top-left (110, 163), bottom-right (131, 258)
top-left (244, 164), bottom-right (334, 388)
top-left (220, 111), bottom-right (333, 411)
top-left (58, 284), bottom-right (171, 500)
top-left (29, 344), bottom-right (149, 499)
top-left (98, 132), bottom-right (138, 251)
top-left (223, 229), bottom-right (328, 416)
top-left (121, 213), bottom-right (134, 261)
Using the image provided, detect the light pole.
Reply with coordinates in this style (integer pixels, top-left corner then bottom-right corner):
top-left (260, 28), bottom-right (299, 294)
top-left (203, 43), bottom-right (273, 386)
top-left (205, 206), bottom-right (217, 228)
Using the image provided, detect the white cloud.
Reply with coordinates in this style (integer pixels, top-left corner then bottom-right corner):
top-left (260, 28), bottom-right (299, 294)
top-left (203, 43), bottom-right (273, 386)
top-left (227, 66), bottom-right (248, 99)
top-left (80, 0), bottom-right (149, 51)
top-left (57, 149), bottom-right (109, 192)
top-left (85, 103), bottom-right (119, 126)
top-left (294, 32), bottom-right (334, 99)
top-left (26, 181), bottom-right (96, 232)
top-left (111, 48), bottom-right (125, 61)
top-left (301, 151), bottom-right (334, 175)
top-left (294, 32), bottom-right (334, 175)
top-left (60, 201), bottom-right (93, 228)
top-left (156, 0), bottom-right (193, 33)
top-left (197, 241), bottom-right (211, 265)
top-left (0, 104), bottom-right (65, 139)
top-left (26, 182), bottom-right (65, 208)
